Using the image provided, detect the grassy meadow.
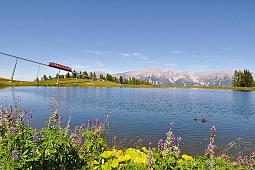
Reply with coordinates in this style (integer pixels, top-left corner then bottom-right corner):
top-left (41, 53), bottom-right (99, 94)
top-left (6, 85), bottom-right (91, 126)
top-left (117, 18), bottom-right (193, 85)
top-left (1, 77), bottom-right (255, 91)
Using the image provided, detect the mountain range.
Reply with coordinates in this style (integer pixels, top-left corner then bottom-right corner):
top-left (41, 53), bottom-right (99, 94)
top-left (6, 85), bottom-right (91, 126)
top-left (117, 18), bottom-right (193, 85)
top-left (112, 68), bottom-right (239, 86)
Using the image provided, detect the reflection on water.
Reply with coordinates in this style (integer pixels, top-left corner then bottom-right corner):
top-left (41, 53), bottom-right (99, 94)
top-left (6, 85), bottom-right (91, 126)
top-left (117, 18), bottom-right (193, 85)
top-left (1, 87), bottom-right (255, 156)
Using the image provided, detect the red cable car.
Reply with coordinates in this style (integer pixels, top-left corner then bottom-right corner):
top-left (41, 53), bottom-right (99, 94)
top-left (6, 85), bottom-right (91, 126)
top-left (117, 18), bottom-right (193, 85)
top-left (48, 62), bottom-right (72, 72)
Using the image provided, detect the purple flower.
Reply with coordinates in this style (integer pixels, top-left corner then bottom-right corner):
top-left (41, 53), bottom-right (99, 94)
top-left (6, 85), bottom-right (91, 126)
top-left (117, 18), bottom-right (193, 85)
top-left (27, 112), bottom-right (32, 120)
top-left (22, 109), bottom-right (28, 115)
top-left (210, 125), bottom-right (216, 134)
top-left (87, 119), bottom-right (91, 127)
top-left (207, 143), bottom-right (215, 156)
top-left (0, 118), bottom-right (4, 126)
top-left (170, 121), bottom-right (175, 128)
top-left (9, 105), bottom-right (13, 112)
top-left (177, 136), bottom-right (182, 142)
top-left (243, 156), bottom-right (249, 164)
top-left (172, 134), bottom-right (176, 145)
top-left (58, 114), bottom-right (62, 121)
top-left (94, 118), bottom-right (99, 125)
top-left (9, 126), bottom-right (16, 134)
top-left (76, 135), bottom-right (82, 143)
top-left (104, 115), bottom-right (107, 125)
top-left (49, 105), bottom-right (54, 112)
top-left (75, 126), bottom-right (79, 131)
top-left (12, 149), bottom-right (20, 161)
top-left (32, 134), bottom-right (39, 143)
top-left (114, 136), bottom-right (117, 143)
top-left (99, 123), bottom-right (104, 133)
top-left (237, 155), bottom-right (249, 165)
top-left (157, 139), bottom-right (164, 151)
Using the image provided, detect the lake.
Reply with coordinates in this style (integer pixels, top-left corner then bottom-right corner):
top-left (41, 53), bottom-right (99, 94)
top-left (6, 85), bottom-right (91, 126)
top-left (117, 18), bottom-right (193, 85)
top-left (1, 87), bottom-right (255, 157)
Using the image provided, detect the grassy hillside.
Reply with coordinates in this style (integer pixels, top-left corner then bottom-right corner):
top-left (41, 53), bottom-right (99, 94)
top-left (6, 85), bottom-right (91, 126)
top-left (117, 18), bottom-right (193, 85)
top-left (1, 77), bottom-right (255, 90)
top-left (0, 77), bottom-right (34, 87)
top-left (0, 77), bottom-right (152, 88)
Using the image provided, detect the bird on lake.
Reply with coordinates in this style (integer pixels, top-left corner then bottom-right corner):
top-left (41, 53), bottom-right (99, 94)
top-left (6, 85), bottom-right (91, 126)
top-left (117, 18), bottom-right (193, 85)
top-left (201, 117), bottom-right (206, 123)
top-left (193, 117), bottom-right (197, 121)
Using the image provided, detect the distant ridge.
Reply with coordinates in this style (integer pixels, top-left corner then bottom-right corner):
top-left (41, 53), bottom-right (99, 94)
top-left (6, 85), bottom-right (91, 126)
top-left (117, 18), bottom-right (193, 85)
top-left (112, 68), bottom-right (250, 86)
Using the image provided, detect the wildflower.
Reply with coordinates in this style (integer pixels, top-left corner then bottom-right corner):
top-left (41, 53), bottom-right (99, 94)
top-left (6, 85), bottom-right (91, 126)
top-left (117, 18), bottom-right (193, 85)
top-left (157, 139), bottom-right (164, 151)
top-left (9, 126), bottom-right (16, 134)
top-left (206, 143), bottom-right (215, 156)
top-left (99, 123), bottom-right (104, 134)
top-left (172, 134), bottom-right (176, 145)
top-left (177, 136), bottom-right (182, 142)
top-left (104, 115), bottom-right (108, 126)
top-left (210, 125), bottom-right (216, 134)
top-left (27, 112), bottom-right (32, 120)
top-left (87, 119), bottom-right (91, 129)
top-left (9, 104), bottom-right (13, 112)
top-left (32, 134), bottom-right (39, 143)
top-left (237, 155), bottom-right (249, 165)
top-left (170, 121), bottom-right (175, 128)
top-left (75, 126), bottom-right (79, 131)
top-left (94, 118), bottom-right (99, 125)
top-left (0, 118), bottom-right (4, 126)
top-left (58, 114), bottom-right (62, 121)
top-left (163, 124), bottom-right (181, 157)
top-left (22, 109), bottom-right (28, 115)
top-left (182, 154), bottom-right (193, 161)
top-left (114, 136), bottom-right (117, 143)
top-left (76, 135), bottom-right (83, 143)
top-left (49, 105), bottom-right (54, 112)
top-left (12, 148), bottom-right (20, 161)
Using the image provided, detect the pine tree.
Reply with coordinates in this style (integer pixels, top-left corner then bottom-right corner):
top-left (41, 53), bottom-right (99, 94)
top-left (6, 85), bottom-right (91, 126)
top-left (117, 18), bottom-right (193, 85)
top-left (65, 72), bottom-right (71, 78)
top-left (83, 71), bottom-right (89, 79)
top-left (119, 76), bottom-right (124, 84)
top-left (72, 70), bottom-right (77, 78)
top-left (232, 69), bottom-right (254, 87)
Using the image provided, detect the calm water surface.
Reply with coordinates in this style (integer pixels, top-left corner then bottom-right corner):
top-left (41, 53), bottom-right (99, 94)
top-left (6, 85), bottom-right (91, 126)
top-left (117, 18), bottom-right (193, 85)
top-left (1, 87), bottom-right (255, 156)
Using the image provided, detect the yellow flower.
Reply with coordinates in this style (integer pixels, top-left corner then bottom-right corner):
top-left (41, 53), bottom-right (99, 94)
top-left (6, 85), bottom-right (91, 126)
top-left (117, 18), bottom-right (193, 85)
top-left (182, 154), bottom-right (193, 161)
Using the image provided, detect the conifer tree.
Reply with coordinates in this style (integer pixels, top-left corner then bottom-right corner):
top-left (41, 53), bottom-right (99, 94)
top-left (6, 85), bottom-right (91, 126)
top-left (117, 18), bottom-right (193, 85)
top-left (119, 76), bottom-right (124, 84)
top-left (65, 72), bottom-right (71, 78)
top-left (232, 69), bottom-right (254, 87)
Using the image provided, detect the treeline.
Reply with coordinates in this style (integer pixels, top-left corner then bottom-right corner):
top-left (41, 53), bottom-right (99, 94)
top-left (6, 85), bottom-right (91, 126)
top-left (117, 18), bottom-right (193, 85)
top-left (232, 69), bottom-right (255, 87)
top-left (39, 70), bottom-right (151, 85)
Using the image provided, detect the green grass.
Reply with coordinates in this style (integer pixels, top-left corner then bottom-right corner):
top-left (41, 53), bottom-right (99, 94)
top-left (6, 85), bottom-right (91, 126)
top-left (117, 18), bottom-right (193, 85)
top-left (1, 77), bottom-right (255, 91)
top-left (0, 77), bottom-right (34, 87)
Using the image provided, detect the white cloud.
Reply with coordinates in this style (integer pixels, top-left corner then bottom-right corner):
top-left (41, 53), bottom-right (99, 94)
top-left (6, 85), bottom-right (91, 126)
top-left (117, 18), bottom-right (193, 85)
top-left (190, 54), bottom-right (222, 59)
top-left (120, 52), bottom-right (149, 61)
top-left (96, 61), bottom-right (104, 67)
top-left (81, 49), bottom-right (111, 55)
top-left (120, 53), bottom-right (131, 57)
top-left (163, 63), bottom-right (177, 66)
top-left (170, 50), bottom-right (187, 55)
top-left (71, 65), bottom-right (90, 69)
top-left (189, 65), bottom-right (208, 69)
top-left (132, 53), bottom-right (148, 61)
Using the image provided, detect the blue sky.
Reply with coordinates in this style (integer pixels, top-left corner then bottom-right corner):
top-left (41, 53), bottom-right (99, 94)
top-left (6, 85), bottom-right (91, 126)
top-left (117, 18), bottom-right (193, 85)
top-left (0, 1), bottom-right (255, 81)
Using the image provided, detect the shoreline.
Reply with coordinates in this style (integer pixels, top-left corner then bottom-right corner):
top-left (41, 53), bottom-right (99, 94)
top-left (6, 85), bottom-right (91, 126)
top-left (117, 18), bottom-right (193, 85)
top-left (1, 77), bottom-right (254, 91)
